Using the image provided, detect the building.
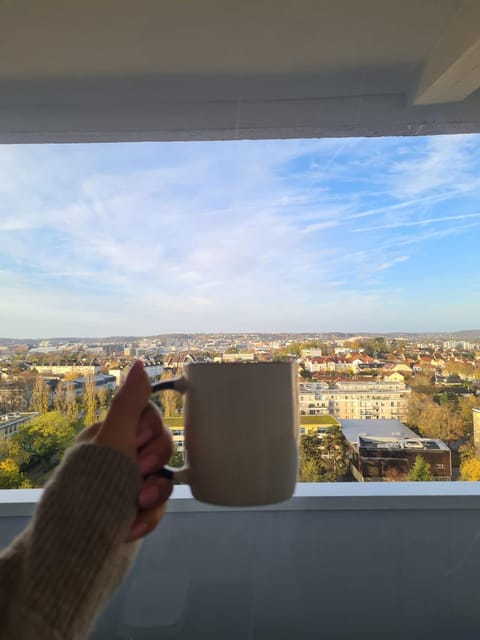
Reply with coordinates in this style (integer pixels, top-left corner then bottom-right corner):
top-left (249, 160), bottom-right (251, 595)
top-left (299, 380), bottom-right (410, 420)
top-left (299, 414), bottom-right (340, 437)
top-left (108, 364), bottom-right (163, 387)
top-left (340, 419), bottom-right (451, 482)
top-left (64, 374), bottom-right (117, 397)
top-left (221, 352), bottom-right (256, 363)
top-left (34, 365), bottom-right (100, 377)
top-left (0, 412), bottom-right (39, 439)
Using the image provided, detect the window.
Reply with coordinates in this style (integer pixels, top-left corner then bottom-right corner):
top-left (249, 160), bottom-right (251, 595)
top-left (0, 133), bottom-right (478, 489)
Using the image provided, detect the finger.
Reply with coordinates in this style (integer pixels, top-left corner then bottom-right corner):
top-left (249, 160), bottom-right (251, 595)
top-left (138, 475), bottom-right (174, 510)
top-left (127, 502), bottom-right (168, 542)
top-left (126, 476), bottom-right (173, 542)
top-left (135, 401), bottom-right (165, 450)
top-left (97, 361), bottom-right (151, 458)
top-left (138, 431), bottom-right (173, 476)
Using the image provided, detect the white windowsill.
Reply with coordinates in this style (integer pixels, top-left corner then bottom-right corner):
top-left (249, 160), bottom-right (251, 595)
top-left (2, 482), bottom-right (480, 516)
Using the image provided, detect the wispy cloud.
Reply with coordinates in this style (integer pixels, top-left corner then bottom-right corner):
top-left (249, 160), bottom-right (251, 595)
top-left (0, 134), bottom-right (479, 336)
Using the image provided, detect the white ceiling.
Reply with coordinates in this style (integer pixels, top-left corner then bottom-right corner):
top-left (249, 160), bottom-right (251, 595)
top-left (1, 0), bottom-right (480, 142)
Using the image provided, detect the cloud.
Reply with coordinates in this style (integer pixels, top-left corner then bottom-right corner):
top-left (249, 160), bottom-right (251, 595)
top-left (0, 135), bottom-right (480, 336)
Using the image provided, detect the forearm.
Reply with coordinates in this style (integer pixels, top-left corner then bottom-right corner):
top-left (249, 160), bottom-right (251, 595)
top-left (0, 443), bottom-right (141, 640)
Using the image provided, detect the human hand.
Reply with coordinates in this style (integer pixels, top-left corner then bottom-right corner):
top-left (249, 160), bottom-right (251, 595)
top-left (80, 361), bottom-right (173, 542)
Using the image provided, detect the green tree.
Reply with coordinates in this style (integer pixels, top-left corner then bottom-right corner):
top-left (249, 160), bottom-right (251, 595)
top-left (169, 448), bottom-right (184, 468)
top-left (298, 435), bottom-right (334, 482)
top-left (31, 376), bottom-right (49, 414)
top-left (408, 455), bottom-right (433, 481)
top-left (319, 429), bottom-right (349, 478)
top-left (13, 411), bottom-right (77, 470)
top-left (0, 458), bottom-right (31, 489)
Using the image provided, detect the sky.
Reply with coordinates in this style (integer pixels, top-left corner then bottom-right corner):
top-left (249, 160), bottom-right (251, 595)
top-left (0, 133), bottom-right (479, 337)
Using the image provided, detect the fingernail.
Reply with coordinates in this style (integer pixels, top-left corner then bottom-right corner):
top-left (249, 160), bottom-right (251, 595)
top-left (139, 485), bottom-right (160, 509)
top-left (139, 453), bottom-right (158, 476)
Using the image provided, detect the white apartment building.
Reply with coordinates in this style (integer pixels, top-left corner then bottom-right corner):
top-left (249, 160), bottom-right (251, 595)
top-left (34, 364), bottom-right (100, 376)
top-left (299, 380), bottom-right (410, 421)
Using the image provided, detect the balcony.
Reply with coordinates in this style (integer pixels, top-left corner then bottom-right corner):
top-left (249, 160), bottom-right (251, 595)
top-left (2, 483), bottom-right (480, 639)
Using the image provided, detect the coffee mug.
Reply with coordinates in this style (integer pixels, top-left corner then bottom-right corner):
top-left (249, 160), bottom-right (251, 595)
top-left (152, 362), bottom-right (298, 506)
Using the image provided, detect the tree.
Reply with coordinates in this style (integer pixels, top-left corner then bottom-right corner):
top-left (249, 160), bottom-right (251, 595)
top-left (157, 372), bottom-right (182, 418)
top-left (0, 457), bottom-right (31, 489)
top-left (96, 387), bottom-right (110, 422)
top-left (460, 458), bottom-right (480, 481)
top-left (53, 380), bottom-right (67, 413)
top-left (408, 455), bottom-right (433, 481)
top-left (418, 403), bottom-right (463, 444)
top-left (82, 375), bottom-right (97, 425)
top-left (169, 448), bottom-right (184, 468)
top-left (65, 384), bottom-right (79, 422)
top-left (319, 429), bottom-right (349, 478)
top-left (13, 411), bottom-right (77, 470)
top-left (298, 435), bottom-right (335, 482)
top-left (30, 376), bottom-right (49, 414)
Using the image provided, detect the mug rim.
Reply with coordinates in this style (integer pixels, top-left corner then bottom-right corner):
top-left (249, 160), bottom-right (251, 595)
top-left (185, 361), bottom-right (295, 367)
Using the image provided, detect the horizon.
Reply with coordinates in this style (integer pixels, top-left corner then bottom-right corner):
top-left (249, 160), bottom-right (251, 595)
top-left (2, 329), bottom-right (480, 342)
top-left (1, 134), bottom-right (480, 336)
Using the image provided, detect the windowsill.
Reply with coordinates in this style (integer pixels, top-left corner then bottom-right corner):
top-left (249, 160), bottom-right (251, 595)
top-left (2, 481), bottom-right (480, 517)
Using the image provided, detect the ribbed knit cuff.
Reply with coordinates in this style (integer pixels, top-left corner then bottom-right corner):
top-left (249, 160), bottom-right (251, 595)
top-left (17, 443), bottom-right (141, 638)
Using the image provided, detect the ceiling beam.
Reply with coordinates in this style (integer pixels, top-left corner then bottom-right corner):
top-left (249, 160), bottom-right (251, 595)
top-left (412, 0), bottom-right (480, 105)
top-left (1, 92), bottom-right (480, 144)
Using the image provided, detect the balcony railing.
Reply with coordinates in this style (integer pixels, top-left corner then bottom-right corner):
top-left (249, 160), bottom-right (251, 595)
top-left (2, 483), bottom-right (480, 639)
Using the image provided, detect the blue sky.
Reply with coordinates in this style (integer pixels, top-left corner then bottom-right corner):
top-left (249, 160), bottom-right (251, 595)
top-left (0, 134), bottom-right (479, 337)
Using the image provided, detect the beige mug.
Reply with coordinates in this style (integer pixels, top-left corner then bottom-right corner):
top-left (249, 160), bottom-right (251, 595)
top-left (152, 362), bottom-right (298, 507)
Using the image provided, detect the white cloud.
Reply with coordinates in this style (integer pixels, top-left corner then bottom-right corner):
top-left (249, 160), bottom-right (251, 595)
top-left (1, 135), bottom-right (480, 336)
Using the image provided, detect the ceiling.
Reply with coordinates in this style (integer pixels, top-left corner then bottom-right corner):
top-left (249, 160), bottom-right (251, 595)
top-left (1, 0), bottom-right (480, 142)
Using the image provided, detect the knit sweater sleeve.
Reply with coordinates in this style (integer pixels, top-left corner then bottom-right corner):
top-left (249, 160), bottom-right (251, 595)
top-left (0, 442), bottom-right (141, 640)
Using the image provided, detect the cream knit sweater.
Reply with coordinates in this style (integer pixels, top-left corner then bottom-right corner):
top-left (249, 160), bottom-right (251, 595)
top-left (0, 442), bottom-right (141, 639)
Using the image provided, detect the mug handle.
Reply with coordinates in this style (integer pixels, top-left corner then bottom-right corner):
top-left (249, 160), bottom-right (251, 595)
top-left (151, 377), bottom-right (190, 484)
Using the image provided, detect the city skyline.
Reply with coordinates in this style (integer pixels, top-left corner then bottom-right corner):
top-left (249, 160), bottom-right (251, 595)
top-left (1, 133), bottom-right (479, 337)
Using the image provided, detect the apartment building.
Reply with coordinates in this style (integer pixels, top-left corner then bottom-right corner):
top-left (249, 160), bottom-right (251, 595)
top-left (34, 364), bottom-right (100, 377)
top-left (299, 380), bottom-right (410, 421)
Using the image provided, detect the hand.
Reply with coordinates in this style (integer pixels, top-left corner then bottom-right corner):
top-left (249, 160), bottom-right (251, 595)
top-left (79, 361), bottom-right (173, 542)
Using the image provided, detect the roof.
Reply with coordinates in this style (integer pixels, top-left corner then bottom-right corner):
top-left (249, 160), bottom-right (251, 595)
top-left (339, 419), bottom-right (418, 444)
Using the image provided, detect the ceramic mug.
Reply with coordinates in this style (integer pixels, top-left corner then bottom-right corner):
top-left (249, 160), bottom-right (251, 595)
top-left (152, 362), bottom-right (298, 506)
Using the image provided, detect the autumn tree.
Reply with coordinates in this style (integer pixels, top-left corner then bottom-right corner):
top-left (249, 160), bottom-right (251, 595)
top-left (30, 376), bottom-right (49, 414)
top-left (460, 458), bottom-right (480, 481)
top-left (82, 375), bottom-right (97, 425)
top-left (157, 372), bottom-right (183, 418)
top-left (65, 384), bottom-right (79, 422)
top-left (408, 456), bottom-right (433, 481)
top-left (418, 402), bottom-right (463, 444)
top-left (0, 458), bottom-right (31, 489)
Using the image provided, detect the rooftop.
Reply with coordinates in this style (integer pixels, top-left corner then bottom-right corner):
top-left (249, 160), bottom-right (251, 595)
top-left (340, 418), bottom-right (418, 443)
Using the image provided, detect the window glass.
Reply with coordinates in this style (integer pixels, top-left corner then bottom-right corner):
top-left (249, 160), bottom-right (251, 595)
top-left (0, 135), bottom-right (479, 488)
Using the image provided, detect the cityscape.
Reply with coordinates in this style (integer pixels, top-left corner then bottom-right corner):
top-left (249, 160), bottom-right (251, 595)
top-left (1, 331), bottom-right (479, 488)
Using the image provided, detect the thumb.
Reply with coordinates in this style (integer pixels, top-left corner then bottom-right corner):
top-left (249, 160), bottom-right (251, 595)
top-left (96, 361), bottom-right (151, 459)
